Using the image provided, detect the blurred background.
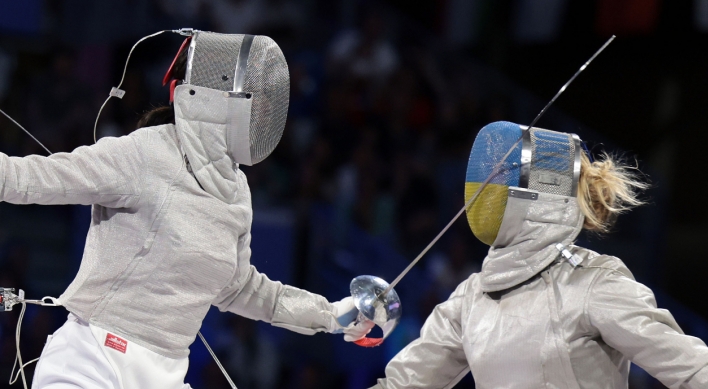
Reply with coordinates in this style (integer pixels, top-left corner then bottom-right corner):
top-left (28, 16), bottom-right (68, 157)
top-left (0, 0), bottom-right (707, 388)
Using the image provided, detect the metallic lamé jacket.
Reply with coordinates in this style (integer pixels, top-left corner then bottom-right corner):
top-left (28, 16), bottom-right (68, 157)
top-left (0, 120), bottom-right (335, 358)
top-left (373, 191), bottom-right (708, 389)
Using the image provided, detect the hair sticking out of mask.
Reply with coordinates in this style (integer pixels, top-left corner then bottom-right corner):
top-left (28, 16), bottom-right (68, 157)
top-left (577, 152), bottom-right (648, 233)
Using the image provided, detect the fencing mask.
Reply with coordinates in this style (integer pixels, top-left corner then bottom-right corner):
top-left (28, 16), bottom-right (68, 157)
top-left (465, 121), bottom-right (581, 245)
top-left (164, 31), bottom-right (290, 166)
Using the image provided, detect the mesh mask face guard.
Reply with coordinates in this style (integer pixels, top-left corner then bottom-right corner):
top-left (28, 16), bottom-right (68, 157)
top-left (181, 31), bottom-right (290, 166)
top-left (465, 121), bottom-right (582, 245)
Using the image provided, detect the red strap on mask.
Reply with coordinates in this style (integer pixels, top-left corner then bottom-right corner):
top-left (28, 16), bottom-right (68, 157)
top-left (163, 36), bottom-right (192, 101)
top-left (169, 79), bottom-right (178, 103)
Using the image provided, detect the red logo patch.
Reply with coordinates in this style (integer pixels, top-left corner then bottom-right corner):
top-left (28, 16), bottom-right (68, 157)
top-left (104, 333), bottom-right (128, 354)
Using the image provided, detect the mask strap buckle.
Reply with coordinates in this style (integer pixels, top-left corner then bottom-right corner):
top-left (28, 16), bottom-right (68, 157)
top-left (555, 243), bottom-right (584, 267)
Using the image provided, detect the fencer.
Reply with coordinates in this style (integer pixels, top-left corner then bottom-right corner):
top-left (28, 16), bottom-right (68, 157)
top-left (0, 31), bottom-right (373, 388)
top-left (371, 121), bottom-right (708, 388)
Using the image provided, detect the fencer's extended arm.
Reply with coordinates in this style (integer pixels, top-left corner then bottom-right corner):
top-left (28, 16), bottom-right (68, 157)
top-left (0, 134), bottom-right (144, 207)
top-left (371, 280), bottom-right (471, 389)
top-left (213, 232), bottom-right (338, 335)
top-left (587, 269), bottom-right (708, 389)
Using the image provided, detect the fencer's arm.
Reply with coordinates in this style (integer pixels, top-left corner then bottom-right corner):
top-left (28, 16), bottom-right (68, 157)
top-left (213, 232), bottom-right (338, 334)
top-left (587, 269), bottom-right (708, 389)
top-left (0, 133), bottom-right (144, 207)
top-left (371, 280), bottom-right (471, 389)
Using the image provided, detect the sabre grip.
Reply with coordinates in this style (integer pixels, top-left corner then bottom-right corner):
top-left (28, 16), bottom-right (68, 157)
top-left (336, 307), bottom-right (360, 328)
top-left (347, 275), bottom-right (402, 347)
top-left (347, 310), bottom-right (383, 347)
top-left (338, 309), bottom-right (384, 347)
top-left (347, 311), bottom-right (385, 348)
top-left (332, 304), bottom-right (381, 346)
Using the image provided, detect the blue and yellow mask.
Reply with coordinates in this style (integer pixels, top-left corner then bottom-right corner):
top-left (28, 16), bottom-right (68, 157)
top-left (465, 121), bottom-right (581, 245)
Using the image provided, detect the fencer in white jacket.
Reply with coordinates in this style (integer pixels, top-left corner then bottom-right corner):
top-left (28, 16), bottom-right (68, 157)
top-left (0, 32), bottom-right (372, 388)
top-left (372, 122), bottom-right (708, 389)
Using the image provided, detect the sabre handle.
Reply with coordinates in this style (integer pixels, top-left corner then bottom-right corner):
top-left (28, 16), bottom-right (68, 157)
top-left (346, 311), bottom-right (385, 348)
top-left (336, 307), bottom-right (361, 328)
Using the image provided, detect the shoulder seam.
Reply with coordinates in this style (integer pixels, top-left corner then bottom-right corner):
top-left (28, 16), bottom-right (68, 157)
top-left (580, 266), bottom-right (625, 331)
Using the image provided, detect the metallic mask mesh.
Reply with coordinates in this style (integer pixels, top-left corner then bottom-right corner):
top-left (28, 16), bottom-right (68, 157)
top-left (189, 32), bottom-right (244, 91)
top-left (243, 35), bottom-right (290, 164)
top-left (465, 122), bottom-right (522, 245)
top-left (187, 32), bottom-right (290, 165)
top-left (528, 128), bottom-right (576, 197)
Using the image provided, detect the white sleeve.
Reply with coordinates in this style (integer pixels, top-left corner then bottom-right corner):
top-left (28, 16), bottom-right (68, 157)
top-left (212, 232), bottom-right (336, 335)
top-left (0, 134), bottom-right (144, 208)
top-left (587, 270), bottom-right (708, 389)
top-left (372, 279), bottom-right (470, 389)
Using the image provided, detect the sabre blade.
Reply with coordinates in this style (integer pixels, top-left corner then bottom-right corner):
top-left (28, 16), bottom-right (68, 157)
top-left (378, 35), bottom-right (616, 298)
top-left (379, 137), bottom-right (522, 298)
top-left (0, 109), bottom-right (53, 155)
top-left (198, 331), bottom-right (237, 389)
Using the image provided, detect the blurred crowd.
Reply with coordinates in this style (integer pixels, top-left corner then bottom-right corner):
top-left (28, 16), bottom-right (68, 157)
top-left (0, 1), bottom-right (697, 388)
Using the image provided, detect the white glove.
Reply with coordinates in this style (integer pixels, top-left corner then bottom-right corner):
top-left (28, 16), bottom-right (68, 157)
top-left (330, 297), bottom-right (375, 342)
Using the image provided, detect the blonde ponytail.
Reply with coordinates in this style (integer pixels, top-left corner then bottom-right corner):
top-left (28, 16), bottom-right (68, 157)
top-left (577, 152), bottom-right (648, 233)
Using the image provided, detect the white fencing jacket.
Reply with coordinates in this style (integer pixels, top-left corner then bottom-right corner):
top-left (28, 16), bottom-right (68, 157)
top-left (373, 191), bottom-right (708, 389)
top-left (0, 122), bottom-right (337, 360)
